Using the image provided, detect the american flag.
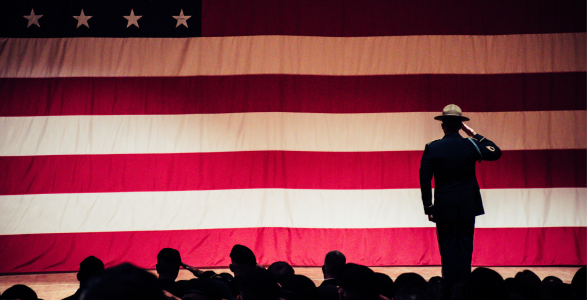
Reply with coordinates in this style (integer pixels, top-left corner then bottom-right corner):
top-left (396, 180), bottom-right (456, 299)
top-left (0, 0), bottom-right (585, 273)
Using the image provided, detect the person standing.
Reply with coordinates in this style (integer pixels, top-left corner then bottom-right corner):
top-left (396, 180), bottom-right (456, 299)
top-left (419, 104), bottom-right (502, 286)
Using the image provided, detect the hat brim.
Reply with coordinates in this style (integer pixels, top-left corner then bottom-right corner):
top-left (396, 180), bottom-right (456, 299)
top-left (434, 115), bottom-right (470, 121)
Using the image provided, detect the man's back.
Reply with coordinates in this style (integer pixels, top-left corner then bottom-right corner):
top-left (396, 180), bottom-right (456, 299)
top-left (420, 132), bottom-right (501, 221)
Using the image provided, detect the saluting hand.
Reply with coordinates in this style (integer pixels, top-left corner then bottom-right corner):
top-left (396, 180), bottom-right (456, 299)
top-left (462, 123), bottom-right (476, 137)
top-left (182, 263), bottom-right (205, 277)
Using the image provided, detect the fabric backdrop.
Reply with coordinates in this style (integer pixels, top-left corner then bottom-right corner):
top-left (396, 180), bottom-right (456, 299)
top-left (0, 0), bottom-right (585, 273)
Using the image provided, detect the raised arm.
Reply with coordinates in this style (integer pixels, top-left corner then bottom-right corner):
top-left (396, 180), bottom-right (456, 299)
top-left (462, 123), bottom-right (502, 161)
top-left (182, 263), bottom-right (209, 278)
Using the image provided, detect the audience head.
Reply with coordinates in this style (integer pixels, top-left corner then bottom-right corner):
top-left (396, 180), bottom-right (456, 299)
top-left (0, 284), bottom-right (41, 300)
top-left (77, 256), bottom-right (105, 286)
top-left (267, 261), bottom-right (294, 284)
top-left (514, 270), bottom-right (540, 288)
top-left (542, 276), bottom-right (563, 300)
top-left (514, 269), bottom-right (542, 299)
top-left (503, 278), bottom-right (525, 299)
top-left (374, 273), bottom-right (394, 299)
top-left (337, 264), bottom-right (379, 300)
top-left (542, 275), bottom-right (563, 286)
top-left (395, 282), bottom-right (432, 300)
top-left (450, 279), bottom-right (467, 300)
top-left (279, 274), bottom-right (317, 300)
top-left (465, 267), bottom-right (505, 300)
top-left (393, 273), bottom-right (429, 300)
top-left (427, 276), bottom-right (447, 300)
top-left (394, 272), bottom-right (427, 294)
top-left (157, 248), bottom-right (182, 265)
top-left (156, 248), bottom-right (182, 281)
top-left (571, 266), bottom-right (586, 298)
top-left (80, 263), bottom-right (164, 300)
top-left (238, 268), bottom-right (280, 300)
top-left (322, 250), bottom-right (346, 279)
top-left (230, 244), bottom-right (257, 277)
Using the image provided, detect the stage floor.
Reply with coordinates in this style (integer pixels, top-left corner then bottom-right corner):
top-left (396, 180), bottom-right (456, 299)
top-left (0, 266), bottom-right (581, 300)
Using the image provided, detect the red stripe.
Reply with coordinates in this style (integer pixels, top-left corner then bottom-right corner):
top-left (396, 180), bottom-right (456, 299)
top-left (0, 227), bottom-right (584, 273)
top-left (1, 73), bottom-right (584, 116)
top-left (0, 150), bottom-right (583, 195)
top-left (202, 0), bottom-right (586, 37)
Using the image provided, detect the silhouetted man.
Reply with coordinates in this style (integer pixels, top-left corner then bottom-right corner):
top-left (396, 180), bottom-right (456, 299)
top-left (316, 250), bottom-right (346, 300)
top-left (419, 104), bottom-right (501, 286)
top-left (229, 245), bottom-right (257, 277)
top-left (156, 248), bottom-right (185, 297)
top-left (63, 256), bottom-right (104, 300)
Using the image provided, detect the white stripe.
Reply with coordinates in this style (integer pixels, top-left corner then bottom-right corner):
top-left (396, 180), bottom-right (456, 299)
top-left (0, 188), bottom-right (584, 234)
top-left (0, 111), bottom-right (584, 155)
top-left (0, 33), bottom-right (584, 78)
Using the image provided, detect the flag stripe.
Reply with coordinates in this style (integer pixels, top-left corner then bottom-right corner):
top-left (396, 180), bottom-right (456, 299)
top-left (0, 227), bottom-right (585, 273)
top-left (1, 111), bottom-right (584, 156)
top-left (202, 0), bottom-right (586, 37)
top-left (1, 188), bottom-right (584, 235)
top-left (1, 34), bottom-right (585, 78)
top-left (0, 150), bottom-right (584, 195)
top-left (1, 73), bottom-right (585, 116)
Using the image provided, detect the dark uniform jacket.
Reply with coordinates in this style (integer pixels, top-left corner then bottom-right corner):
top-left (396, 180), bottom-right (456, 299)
top-left (419, 132), bottom-right (501, 221)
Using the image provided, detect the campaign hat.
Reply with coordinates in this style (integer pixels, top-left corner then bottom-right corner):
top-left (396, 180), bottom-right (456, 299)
top-left (230, 244), bottom-right (257, 266)
top-left (157, 248), bottom-right (182, 266)
top-left (434, 104), bottom-right (470, 121)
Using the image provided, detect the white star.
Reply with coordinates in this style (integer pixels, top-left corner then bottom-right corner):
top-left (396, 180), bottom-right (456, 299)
top-left (23, 9), bottom-right (43, 28)
top-left (73, 9), bottom-right (92, 28)
top-left (123, 9), bottom-right (142, 28)
top-left (172, 9), bottom-right (191, 28)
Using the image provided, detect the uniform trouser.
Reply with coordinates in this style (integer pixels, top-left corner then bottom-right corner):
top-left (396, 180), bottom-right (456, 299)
top-left (436, 217), bottom-right (476, 286)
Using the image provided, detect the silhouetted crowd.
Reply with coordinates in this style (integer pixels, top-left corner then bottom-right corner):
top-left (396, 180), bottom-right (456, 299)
top-left (1, 245), bottom-right (585, 300)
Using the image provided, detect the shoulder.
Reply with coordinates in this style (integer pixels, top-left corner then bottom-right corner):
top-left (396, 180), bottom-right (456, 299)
top-left (427, 139), bottom-right (441, 146)
top-left (62, 290), bottom-right (81, 300)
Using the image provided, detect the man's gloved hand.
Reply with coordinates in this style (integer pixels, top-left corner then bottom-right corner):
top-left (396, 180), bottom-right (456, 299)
top-left (462, 123), bottom-right (477, 137)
